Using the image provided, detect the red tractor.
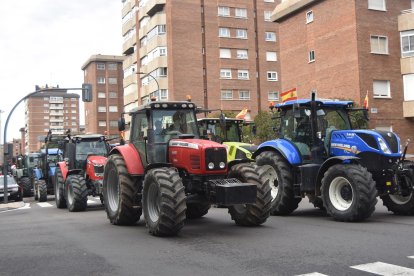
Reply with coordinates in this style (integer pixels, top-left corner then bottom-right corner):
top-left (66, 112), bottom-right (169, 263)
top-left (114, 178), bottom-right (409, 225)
top-left (103, 101), bottom-right (272, 236)
top-left (54, 134), bottom-right (109, 212)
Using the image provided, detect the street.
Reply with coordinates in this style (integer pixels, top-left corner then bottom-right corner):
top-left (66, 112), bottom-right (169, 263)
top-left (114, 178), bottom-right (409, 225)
top-left (0, 196), bottom-right (413, 276)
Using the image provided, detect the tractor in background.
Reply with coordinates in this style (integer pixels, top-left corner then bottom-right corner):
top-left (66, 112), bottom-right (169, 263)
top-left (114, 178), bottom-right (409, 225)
top-left (12, 153), bottom-right (41, 197)
top-left (198, 117), bottom-right (257, 162)
top-left (254, 93), bottom-right (414, 222)
top-left (33, 148), bottom-right (62, 202)
top-left (103, 100), bottom-right (271, 236)
top-left (54, 133), bottom-right (109, 212)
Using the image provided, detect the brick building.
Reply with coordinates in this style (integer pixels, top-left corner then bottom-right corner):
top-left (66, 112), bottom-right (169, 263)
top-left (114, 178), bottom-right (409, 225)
top-left (121, 0), bottom-right (281, 117)
top-left (81, 55), bottom-right (125, 138)
top-left (24, 87), bottom-right (80, 153)
top-left (272, 0), bottom-right (414, 150)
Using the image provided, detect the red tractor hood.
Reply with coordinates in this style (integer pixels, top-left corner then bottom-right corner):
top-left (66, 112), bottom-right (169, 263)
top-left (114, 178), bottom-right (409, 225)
top-left (87, 155), bottom-right (107, 166)
top-left (169, 138), bottom-right (225, 150)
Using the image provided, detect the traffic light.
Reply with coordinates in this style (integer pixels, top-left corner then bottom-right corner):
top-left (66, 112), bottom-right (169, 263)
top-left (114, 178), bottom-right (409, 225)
top-left (82, 83), bottom-right (93, 102)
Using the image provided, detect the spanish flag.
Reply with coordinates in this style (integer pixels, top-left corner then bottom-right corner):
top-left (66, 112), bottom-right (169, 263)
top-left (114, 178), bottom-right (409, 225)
top-left (363, 91), bottom-right (369, 110)
top-left (281, 88), bottom-right (298, 103)
top-left (236, 108), bottom-right (248, 119)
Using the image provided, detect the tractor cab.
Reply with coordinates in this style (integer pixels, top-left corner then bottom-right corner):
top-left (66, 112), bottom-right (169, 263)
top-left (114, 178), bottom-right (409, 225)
top-left (122, 101), bottom-right (200, 166)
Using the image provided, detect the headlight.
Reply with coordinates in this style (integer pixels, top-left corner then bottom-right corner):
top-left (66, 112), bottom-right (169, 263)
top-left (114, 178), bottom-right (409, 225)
top-left (208, 162), bottom-right (215, 169)
top-left (11, 187), bottom-right (19, 192)
top-left (219, 162), bottom-right (226, 169)
top-left (378, 137), bottom-right (391, 154)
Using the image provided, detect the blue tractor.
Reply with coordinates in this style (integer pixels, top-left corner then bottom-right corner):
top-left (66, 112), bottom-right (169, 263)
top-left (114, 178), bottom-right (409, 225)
top-left (254, 93), bottom-right (414, 222)
top-left (33, 148), bottom-right (61, 202)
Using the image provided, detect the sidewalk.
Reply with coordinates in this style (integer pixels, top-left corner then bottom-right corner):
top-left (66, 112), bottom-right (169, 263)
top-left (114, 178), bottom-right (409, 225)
top-left (0, 201), bottom-right (25, 212)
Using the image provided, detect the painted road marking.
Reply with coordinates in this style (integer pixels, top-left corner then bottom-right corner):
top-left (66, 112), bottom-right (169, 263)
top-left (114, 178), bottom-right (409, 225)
top-left (351, 262), bottom-right (414, 275)
top-left (37, 202), bottom-right (53, 208)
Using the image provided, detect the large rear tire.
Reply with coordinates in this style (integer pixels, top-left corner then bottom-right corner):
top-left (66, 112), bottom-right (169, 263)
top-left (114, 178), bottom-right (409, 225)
top-left (321, 164), bottom-right (377, 222)
top-left (38, 180), bottom-right (48, 202)
top-left (227, 163), bottom-right (272, 226)
top-left (143, 167), bottom-right (186, 236)
top-left (186, 202), bottom-right (211, 219)
top-left (21, 177), bottom-right (32, 197)
top-left (380, 162), bottom-right (414, 215)
top-left (54, 167), bottom-right (67, 209)
top-left (103, 154), bottom-right (142, 225)
top-left (66, 175), bottom-right (88, 212)
top-left (256, 151), bottom-right (301, 215)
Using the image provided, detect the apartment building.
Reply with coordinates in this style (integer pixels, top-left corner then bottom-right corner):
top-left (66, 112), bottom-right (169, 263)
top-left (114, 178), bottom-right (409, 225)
top-left (81, 55), bottom-right (125, 138)
top-left (121, 0), bottom-right (281, 117)
top-left (24, 87), bottom-right (80, 153)
top-left (272, 0), bottom-right (414, 147)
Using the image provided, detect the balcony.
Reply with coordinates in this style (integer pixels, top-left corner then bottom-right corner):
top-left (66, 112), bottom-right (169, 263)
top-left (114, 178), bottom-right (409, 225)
top-left (399, 9), bottom-right (414, 31)
top-left (50, 118), bottom-right (64, 123)
top-left (271, 0), bottom-right (320, 22)
top-left (145, 0), bottom-right (165, 17)
top-left (50, 112), bottom-right (63, 116)
top-left (403, 101), bottom-right (414, 117)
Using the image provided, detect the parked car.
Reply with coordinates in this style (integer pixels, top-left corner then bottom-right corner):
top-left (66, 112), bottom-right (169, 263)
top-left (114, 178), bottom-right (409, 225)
top-left (0, 175), bottom-right (23, 202)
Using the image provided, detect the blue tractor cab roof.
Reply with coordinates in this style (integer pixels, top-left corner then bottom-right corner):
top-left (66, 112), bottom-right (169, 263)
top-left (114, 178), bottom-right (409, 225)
top-left (40, 148), bottom-right (61, 155)
top-left (275, 99), bottom-right (354, 109)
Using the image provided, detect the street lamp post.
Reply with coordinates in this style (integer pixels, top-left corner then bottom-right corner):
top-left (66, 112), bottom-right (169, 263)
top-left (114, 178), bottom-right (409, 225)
top-left (137, 71), bottom-right (160, 100)
top-left (2, 86), bottom-right (92, 204)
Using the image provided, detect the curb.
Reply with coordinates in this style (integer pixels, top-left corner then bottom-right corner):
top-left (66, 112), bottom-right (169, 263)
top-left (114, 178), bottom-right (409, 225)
top-left (0, 201), bottom-right (25, 212)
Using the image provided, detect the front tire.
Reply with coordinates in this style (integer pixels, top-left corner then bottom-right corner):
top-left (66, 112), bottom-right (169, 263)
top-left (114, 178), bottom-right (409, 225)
top-left (256, 151), bottom-right (301, 215)
top-left (227, 163), bottom-right (272, 226)
top-left (143, 168), bottom-right (186, 236)
top-left (38, 180), bottom-right (47, 202)
top-left (54, 167), bottom-right (67, 209)
top-left (21, 177), bottom-right (32, 197)
top-left (380, 163), bottom-right (414, 215)
top-left (34, 181), bottom-right (39, 200)
top-left (66, 175), bottom-right (88, 212)
top-left (321, 164), bottom-right (377, 222)
top-left (103, 154), bottom-right (142, 225)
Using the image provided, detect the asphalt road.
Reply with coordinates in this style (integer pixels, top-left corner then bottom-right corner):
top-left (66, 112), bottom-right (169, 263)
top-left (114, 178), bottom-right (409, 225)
top-left (0, 196), bottom-right (413, 276)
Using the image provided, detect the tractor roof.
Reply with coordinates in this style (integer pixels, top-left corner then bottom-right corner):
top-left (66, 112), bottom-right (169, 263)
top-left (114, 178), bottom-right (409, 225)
top-left (71, 134), bottom-right (106, 140)
top-left (128, 101), bottom-right (197, 113)
top-left (275, 99), bottom-right (354, 109)
top-left (41, 148), bottom-right (61, 155)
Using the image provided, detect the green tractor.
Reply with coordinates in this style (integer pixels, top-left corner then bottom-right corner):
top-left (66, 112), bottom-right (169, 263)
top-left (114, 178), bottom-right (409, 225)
top-left (198, 117), bottom-right (257, 162)
top-left (12, 153), bottom-right (41, 197)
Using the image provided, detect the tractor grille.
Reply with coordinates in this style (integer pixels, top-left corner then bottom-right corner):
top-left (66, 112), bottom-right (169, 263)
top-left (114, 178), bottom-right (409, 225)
top-left (356, 133), bottom-right (378, 150)
top-left (377, 131), bottom-right (399, 153)
top-left (205, 148), bottom-right (227, 171)
top-left (94, 165), bottom-right (104, 174)
top-left (190, 155), bottom-right (201, 170)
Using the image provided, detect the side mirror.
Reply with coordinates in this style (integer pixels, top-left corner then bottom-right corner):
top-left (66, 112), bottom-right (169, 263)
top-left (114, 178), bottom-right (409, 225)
top-left (118, 117), bottom-right (126, 131)
top-left (82, 83), bottom-right (93, 102)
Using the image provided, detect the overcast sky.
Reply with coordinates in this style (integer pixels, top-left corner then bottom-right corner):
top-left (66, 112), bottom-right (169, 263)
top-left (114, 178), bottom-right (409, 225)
top-left (0, 0), bottom-right (123, 143)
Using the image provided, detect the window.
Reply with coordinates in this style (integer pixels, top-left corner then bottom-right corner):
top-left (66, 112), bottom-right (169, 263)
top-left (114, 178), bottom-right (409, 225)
top-left (266, 51), bottom-right (277, 61)
top-left (370, 35), bottom-right (388, 54)
top-left (97, 77), bottom-right (105, 84)
top-left (110, 121), bottom-right (118, 127)
top-left (71, 122), bottom-right (77, 126)
top-left (235, 8), bottom-right (247, 18)
top-left (44, 110), bottom-right (49, 113)
top-left (220, 48), bottom-right (231, 58)
top-left (109, 92), bottom-right (117, 98)
top-left (238, 70), bottom-right (249, 80)
top-left (221, 90), bottom-right (233, 100)
top-left (97, 63), bottom-right (105, 70)
top-left (71, 104), bottom-right (76, 108)
top-left (158, 67), bottom-right (167, 76)
top-left (72, 116), bottom-right (76, 120)
top-left (99, 121), bottom-right (107, 127)
top-left (236, 29), bottom-right (247, 39)
top-left (373, 80), bottom-right (391, 98)
top-left (98, 106), bottom-right (106, 112)
top-left (108, 63), bottom-right (117, 70)
top-left (368, 0), bottom-right (386, 11)
top-left (237, 49), bottom-right (248, 59)
top-left (218, 6), bottom-right (230, 17)
top-left (264, 11), bottom-right (272, 21)
top-left (264, 0), bottom-right (275, 2)
top-left (71, 109), bottom-right (77, 113)
top-left (219, 27), bottom-right (230, 37)
top-left (401, 30), bottom-right (414, 58)
top-left (306, 11), bottom-right (314, 23)
top-left (267, 71), bottom-right (278, 81)
top-left (220, 69), bottom-right (232, 79)
top-left (43, 104), bottom-right (49, 107)
top-left (268, 91), bottom-right (279, 101)
top-left (160, 89), bottom-right (168, 100)
top-left (44, 122), bottom-right (49, 126)
top-left (71, 98), bottom-right (77, 101)
top-left (44, 97), bottom-right (49, 101)
top-left (108, 77), bottom-right (117, 84)
top-left (44, 116), bottom-right (49, 119)
top-left (98, 92), bottom-right (106, 98)
top-left (403, 74), bottom-right (414, 101)
top-left (109, 106), bottom-right (118, 112)
top-left (265, 32), bottom-right (276, 41)
top-left (239, 90), bottom-right (250, 100)
top-left (309, 50), bottom-right (315, 62)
